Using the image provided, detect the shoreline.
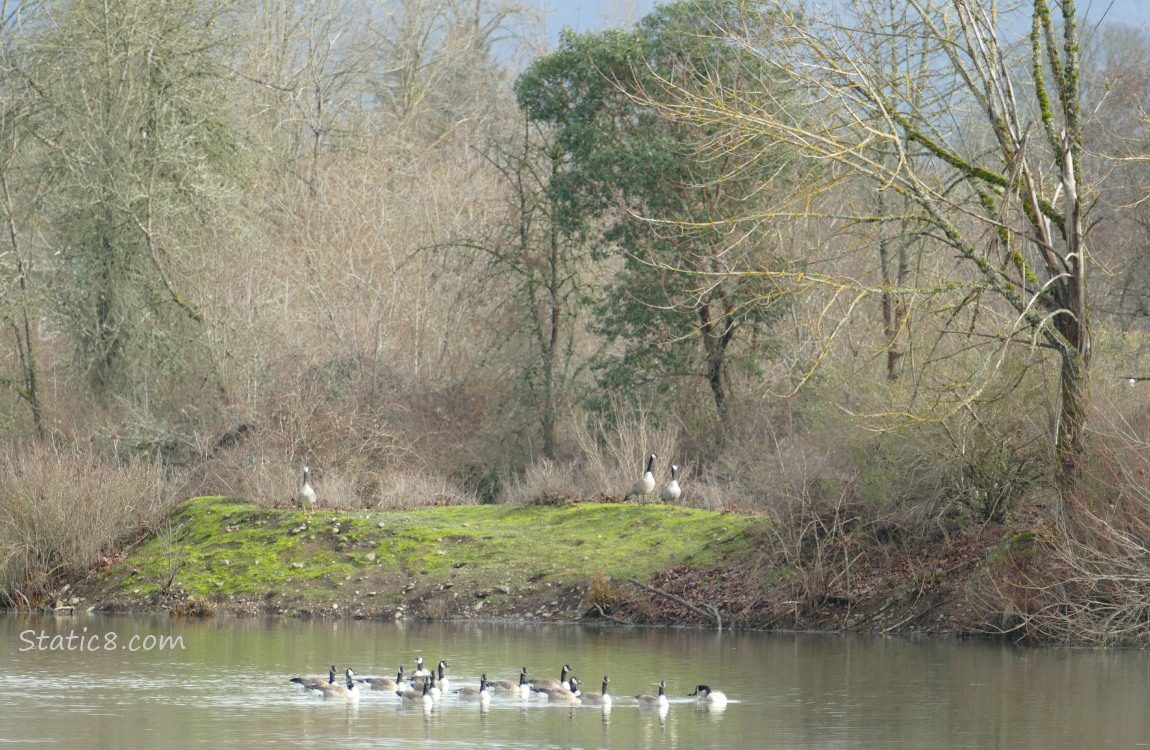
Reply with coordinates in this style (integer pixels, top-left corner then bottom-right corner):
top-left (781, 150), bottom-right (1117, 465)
top-left (27, 495), bottom-right (1003, 639)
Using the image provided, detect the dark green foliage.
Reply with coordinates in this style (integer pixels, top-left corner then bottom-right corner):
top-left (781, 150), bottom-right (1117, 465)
top-left (515, 1), bottom-right (797, 421)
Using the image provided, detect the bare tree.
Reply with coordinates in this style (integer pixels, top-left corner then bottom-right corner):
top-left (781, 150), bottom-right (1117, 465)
top-left (476, 115), bottom-right (591, 459)
top-left (374, 0), bottom-right (523, 143)
top-left (646, 0), bottom-right (1094, 484)
top-left (0, 0), bottom-right (45, 436)
top-left (25, 0), bottom-right (241, 402)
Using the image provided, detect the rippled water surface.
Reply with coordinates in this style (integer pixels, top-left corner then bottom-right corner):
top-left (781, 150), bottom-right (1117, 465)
top-left (3, 614), bottom-right (1150, 748)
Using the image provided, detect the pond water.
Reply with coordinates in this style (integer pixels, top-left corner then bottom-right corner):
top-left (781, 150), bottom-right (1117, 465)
top-left (2, 613), bottom-right (1149, 748)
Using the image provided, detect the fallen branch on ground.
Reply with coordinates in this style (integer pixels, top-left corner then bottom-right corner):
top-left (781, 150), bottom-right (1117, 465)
top-left (628, 577), bottom-right (722, 630)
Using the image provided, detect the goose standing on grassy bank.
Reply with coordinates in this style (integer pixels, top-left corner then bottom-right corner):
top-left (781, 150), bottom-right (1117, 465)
top-left (625, 454), bottom-right (657, 502)
top-left (660, 464), bottom-right (682, 502)
top-left (636, 680), bottom-right (668, 708)
top-left (298, 466), bottom-right (317, 512)
top-left (290, 665), bottom-right (337, 689)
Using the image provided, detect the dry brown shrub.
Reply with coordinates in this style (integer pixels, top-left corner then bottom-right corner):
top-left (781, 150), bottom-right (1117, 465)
top-left (970, 380), bottom-right (1150, 645)
top-left (500, 398), bottom-right (681, 503)
top-left (170, 596), bottom-right (217, 618)
top-left (588, 572), bottom-right (619, 610)
top-left (0, 443), bottom-right (178, 605)
top-left (373, 468), bottom-right (478, 509)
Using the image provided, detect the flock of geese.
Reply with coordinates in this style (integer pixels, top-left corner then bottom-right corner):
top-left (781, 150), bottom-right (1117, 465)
top-left (298, 453), bottom-right (681, 509)
top-left (290, 657), bottom-right (728, 710)
top-left (289, 455), bottom-right (701, 711)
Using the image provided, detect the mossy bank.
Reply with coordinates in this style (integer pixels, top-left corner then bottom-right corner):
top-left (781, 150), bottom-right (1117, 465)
top-left (73, 496), bottom-right (770, 624)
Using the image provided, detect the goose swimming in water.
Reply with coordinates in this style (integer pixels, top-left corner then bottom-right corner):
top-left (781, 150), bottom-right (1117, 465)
top-left (540, 676), bottom-right (581, 703)
top-left (358, 666), bottom-right (404, 691)
top-left (455, 675), bottom-right (491, 705)
top-left (689, 684), bottom-right (728, 707)
top-left (488, 667), bottom-right (530, 697)
top-left (307, 668), bottom-right (359, 700)
top-left (397, 679), bottom-right (434, 706)
top-left (411, 660), bottom-right (450, 694)
top-left (529, 664), bottom-right (573, 694)
top-left (290, 665), bottom-right (337, 689)
top-left (578, 675), bottom-right (612, 707)
top-left (636, 680), bottom-right (669, 708)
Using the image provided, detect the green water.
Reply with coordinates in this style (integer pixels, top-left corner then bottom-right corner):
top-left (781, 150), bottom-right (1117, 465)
top-left (2, 614), bottom-right (1147, 748)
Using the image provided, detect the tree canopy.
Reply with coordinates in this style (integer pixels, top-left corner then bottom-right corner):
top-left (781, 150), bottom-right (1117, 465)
top-left (515, 0), bottom-right (801, 424)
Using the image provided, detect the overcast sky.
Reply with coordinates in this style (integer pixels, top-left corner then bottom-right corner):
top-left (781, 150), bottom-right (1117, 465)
top-left (538, 0), bottom-right (1149, 45)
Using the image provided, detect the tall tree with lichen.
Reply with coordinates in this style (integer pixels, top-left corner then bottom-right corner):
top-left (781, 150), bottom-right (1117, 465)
top-left (25, 0), bottom-right (241, 402)
top-left (635, 0), bottom-right (1092, 484)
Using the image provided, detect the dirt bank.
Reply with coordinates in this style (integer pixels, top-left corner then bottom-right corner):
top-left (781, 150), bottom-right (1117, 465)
top-left (60, 496), bottom-right (1006, 636)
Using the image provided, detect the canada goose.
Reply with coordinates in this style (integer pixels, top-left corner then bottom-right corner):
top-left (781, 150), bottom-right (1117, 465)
top-left (541, 676), bottom-right (581, 703)
top-left (290, 665), bottom-right (337, 689)
top-left (624, 454), bottom-right (657, 502)
top-left (689, 684), bottom-right (728, 707)
top-left (298, 466), bottom-right (317, 512)
top-left (455, 674), bottom-right (491, 704)
top-left (412, 660), bottom-right (450, 693)
top-left (528, 664), bottom-right (573, 693)
top-left (358, 666), bottom-right (404, 691)
top-left (488, 667), bottom-right (530, 697)
top-left (636, 680), bottom-right (668, 708)
top-left (397, 679), bottom-right (434, 706)
top-left (411, 656), bottom-right (430, 678)
top-left (659, 464), bottom-right (682, 502)
top-left (307, 667), bottom-right (360, 700)
top-left (578, 675), bottom-right (612, 707)
top-left (435, 660), bottom-right (451, 693)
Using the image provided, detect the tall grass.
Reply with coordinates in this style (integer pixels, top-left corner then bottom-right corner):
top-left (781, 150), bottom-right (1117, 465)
top-left (0, 444), bottom-right (178, 606)
top-left (499, 397), bottom-right (681, 502)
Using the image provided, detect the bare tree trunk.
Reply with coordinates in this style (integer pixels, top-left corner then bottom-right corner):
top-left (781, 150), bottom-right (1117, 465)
top-left (1058, 351), bottom-right (1087, 484)
top-left (0, 172), bottom-right (43, 439)
top-left (877, 189), bottom-right (907, 381)
top-left (698, 300), bottom-right (733, 424)
top-left (540, 219), bottom-right (561, 460)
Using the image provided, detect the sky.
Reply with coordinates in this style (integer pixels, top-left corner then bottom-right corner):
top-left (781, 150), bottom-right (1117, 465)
top-left (537, 0), bottom-right (1149, 44)
top-left (1083, 0), bottom-right (1149, 27)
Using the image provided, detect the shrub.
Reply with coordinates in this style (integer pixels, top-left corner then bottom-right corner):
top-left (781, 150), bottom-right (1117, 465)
top-left (499, 397), bottom-right (680, 502)
top-left (0, 443), bottom-right (178, 606)
top-left (972, 380), bottom-right (1150, 645)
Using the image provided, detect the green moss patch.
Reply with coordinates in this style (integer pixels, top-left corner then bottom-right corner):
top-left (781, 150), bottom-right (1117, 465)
top-left (77, 497), bottom-right (768, 620)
